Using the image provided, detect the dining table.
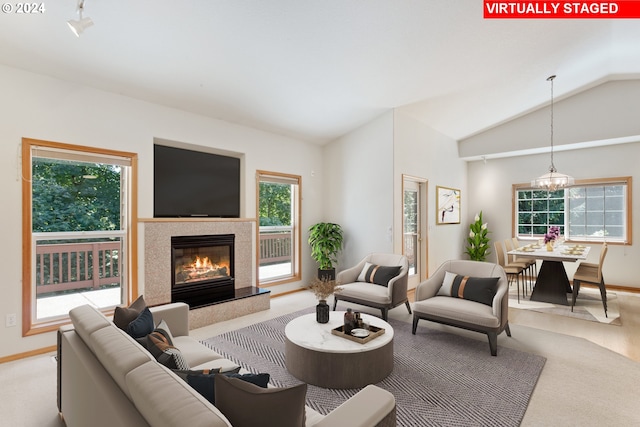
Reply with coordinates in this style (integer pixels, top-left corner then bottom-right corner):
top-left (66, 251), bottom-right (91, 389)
top-left (507, 242), bottom-right (591, 305)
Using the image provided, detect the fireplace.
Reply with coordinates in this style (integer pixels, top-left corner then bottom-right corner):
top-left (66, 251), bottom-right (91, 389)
top-left (171, 234), bottom-right (235, 309)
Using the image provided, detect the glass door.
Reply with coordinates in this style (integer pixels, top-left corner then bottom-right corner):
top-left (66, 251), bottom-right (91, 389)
top-left (403, 178), bottom-right (422, 288)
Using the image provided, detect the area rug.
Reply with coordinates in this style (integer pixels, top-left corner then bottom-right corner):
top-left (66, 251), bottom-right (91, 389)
top-left (508, 287), bottom-right (621, 325)
top-left (201, 308), bottom-right (545, 426)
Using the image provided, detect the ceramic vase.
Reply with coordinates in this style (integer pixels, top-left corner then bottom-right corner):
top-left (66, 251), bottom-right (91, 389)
top-left (546, 241), bottom-right (554, 251)
top-left (316, 300), bottom-right (330, 323)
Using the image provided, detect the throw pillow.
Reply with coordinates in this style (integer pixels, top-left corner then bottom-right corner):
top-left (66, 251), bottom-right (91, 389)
top-left (357, 262), bottom-right (401, 287)
top-left (215, 374), bottom-right (306, 427)
top-left (176, 370), bottom-right (270, 405)
top-left (113, 295), bottom-right (146, 331)
top-left (437, 271), bottom-right (458, 296)
top-left (145, 326), bottom-right (189, 370)
top-left (126, 307), bottom-right (154, 339)
top-left (154, 319), bottom-right (175, 343)
top-left (173, 366), bottom-right (241, 382)
top-left (438, 274), bottom-right (499, 306)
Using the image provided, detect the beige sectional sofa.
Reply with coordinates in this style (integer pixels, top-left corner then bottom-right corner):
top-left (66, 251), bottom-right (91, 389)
top-left (57, 302), bottom-right (396, 427)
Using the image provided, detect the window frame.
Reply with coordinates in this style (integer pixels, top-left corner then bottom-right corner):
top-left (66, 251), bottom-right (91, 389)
top-left (255, 170), bottom-right (301, 286)
top-left (512, 176), bottom-right (632, 245)
top-left (21, 138), bottom-right (138, 336)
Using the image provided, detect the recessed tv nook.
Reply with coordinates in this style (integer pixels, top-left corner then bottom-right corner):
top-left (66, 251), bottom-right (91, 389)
top-left (153, 144), bottom-right (241, 218)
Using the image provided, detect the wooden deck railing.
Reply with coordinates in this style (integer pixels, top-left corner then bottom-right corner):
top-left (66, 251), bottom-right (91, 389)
top-left (35, 241), bottom-right (121, 295)
top-left (259, 227), bottom-right (292, 265)
top-left (404, 233), bottom-right (417, 266)
top-left (35, 230), bottom-right (291, 296)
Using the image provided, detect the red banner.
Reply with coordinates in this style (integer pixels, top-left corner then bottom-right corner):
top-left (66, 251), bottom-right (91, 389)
top-left (484, 1), bottom-right (640, 18)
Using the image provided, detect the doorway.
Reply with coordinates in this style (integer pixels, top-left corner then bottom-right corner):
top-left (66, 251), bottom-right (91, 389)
top-left (402, 175), bottom-right (428, 289)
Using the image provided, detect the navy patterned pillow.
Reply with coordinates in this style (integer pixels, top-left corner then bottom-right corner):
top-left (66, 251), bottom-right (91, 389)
top-left (126, 307), bottom-right (154, 338)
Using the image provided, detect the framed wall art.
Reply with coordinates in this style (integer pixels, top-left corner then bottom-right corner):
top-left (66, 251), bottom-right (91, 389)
top-left (436, 186), bottom-right (460, 224)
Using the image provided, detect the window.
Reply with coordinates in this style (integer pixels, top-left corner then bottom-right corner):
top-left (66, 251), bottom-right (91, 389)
top-left (514, 177), bottom-right (631, 244)
top-left (22, 138), bottom-right (138, 336)
top-left (256, 171), bottom-right (301, 285)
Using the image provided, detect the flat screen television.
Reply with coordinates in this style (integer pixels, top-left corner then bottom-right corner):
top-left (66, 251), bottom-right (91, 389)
top-left (154, 144), bottom-right (241, 218)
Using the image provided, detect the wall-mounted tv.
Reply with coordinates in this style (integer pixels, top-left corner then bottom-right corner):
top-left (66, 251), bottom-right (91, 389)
top-left (154, 144), bottom-right (241, 218)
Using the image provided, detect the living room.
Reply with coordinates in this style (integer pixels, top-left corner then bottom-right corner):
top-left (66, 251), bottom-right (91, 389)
top-left (1, 2), bottom-right (640, 426)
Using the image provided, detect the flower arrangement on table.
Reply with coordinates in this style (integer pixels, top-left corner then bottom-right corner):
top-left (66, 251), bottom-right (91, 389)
top-left (307, 277), bottom-right (342, 302)
top-left (544, 226), bottom-right (560, 243)
top-left (543, 226), bottom-right (560, 251)
top-left (465, 211), bottom-right (491, 262)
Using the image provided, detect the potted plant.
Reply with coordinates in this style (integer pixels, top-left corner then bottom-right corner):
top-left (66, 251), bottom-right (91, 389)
top-left (465, 211), bottom-right (491, 262)
top-left (307, 277), bottom-right (342, 323)
top-left (308, 222), bottom-right (344, 280)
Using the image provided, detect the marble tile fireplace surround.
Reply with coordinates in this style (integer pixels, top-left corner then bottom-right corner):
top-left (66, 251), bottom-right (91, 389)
top-left (139, 218), bottom-right (270, 329)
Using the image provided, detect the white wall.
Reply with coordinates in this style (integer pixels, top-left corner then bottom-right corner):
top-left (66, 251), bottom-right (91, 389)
top-left (323, 110), bottom-right (468, 278)
top-left (323, 111), bottom-right (395, 270)
top-left (393, 111), bottom-right (468, 276)
top-left (463, 79), bottom-right (640, 289)
top-left (467, 143), bottom-right (640, 288)
top-left (0, 64), bottom-right (323, 358)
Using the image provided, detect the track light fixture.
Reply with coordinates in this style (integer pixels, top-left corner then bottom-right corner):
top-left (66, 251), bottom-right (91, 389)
top-left (67, 0), bottom-right (93, 37)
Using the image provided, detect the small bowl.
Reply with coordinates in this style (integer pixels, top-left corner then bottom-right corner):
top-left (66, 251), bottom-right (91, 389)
top-left (351, 328), bottom-right (370, 338)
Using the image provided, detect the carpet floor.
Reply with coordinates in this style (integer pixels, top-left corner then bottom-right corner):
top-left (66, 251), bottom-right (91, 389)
top-left (508, 286), bottom-right (621, 325)
top-left (202, 307), bottom-right (545, 427)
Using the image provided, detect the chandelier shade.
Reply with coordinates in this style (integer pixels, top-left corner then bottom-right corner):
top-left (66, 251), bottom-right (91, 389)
top-left (68, 0), bottom-right (93, 37)
top-left (67, 16), bottom-right (93, 37)
top-left (532, 75), bottom-right (574, 191)
top-left (531, 168), bottom-right (575, 192)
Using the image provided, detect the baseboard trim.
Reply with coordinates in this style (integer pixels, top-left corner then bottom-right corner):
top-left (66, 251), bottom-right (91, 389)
top-left (0, 345), bottom-right (56, 364)
top-left (588, 283), bottom-right (640, 294)
top-left (271, 287), bottom-right (307, 298)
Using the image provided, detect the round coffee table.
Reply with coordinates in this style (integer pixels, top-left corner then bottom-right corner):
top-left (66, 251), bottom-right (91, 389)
top-left (284, 311), bottom-right (394, 389)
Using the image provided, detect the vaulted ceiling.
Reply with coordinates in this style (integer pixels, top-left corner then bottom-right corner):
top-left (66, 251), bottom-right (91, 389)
top-left (2, 1), bottom-right (639, 144)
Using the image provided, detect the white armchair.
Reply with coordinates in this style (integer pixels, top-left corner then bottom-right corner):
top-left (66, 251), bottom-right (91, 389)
top-left (412, 260), bottom-right (510, 356)
top-left (333, 253), bottom-right (410, 321)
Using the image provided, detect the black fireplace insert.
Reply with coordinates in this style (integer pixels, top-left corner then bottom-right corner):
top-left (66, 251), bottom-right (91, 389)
top-left (171, 234), bottom-right (235, 309)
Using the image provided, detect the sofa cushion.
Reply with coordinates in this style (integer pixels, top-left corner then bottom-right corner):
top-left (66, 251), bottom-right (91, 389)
top-left (89, 325), bottom-right (155, 400)
top-left (437, 272), bottom-right (498, 306)
top-left (113, 295), bottom-right (147, 330)
top-left (126, 361), bottom-right (231, 427)
top-left (69, 305), bottom-right (113, 352)
top-left (357, 262), bottom-right (401, 287)
top-left (336, 282), bottom-right (391, 304)
top-left (126, 307), bottom-right (155, 338)
top-left (214, 374), bottom-right (306, 427)
top-left (414, 297), bottom-right (500, 328)
top-left (178, 370), bottom-right (270, 405)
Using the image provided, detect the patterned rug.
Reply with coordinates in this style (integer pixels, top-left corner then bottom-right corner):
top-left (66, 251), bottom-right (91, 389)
top-left (202, 308), bottom-right (545, 426)
top-left (508, 287), bottom-right (621, 325)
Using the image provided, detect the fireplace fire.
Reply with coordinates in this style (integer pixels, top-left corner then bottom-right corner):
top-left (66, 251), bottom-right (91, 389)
top-left (171, 234), bottom-right (235, 309)
top-left (175, 253), bottom-right (230, 285)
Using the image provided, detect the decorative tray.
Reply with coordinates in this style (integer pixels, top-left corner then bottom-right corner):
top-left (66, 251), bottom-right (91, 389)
top-left (331, 325), bottom-right (385, 344)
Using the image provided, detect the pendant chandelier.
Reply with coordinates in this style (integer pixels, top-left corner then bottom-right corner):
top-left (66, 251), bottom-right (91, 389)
top-left (68, 0), bottom-right (93, 37)
top-left (531, 75), bottom-right (574, 191)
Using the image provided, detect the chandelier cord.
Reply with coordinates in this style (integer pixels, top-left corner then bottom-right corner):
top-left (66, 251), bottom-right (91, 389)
top-left (548, 75), bottom-right (555, 172)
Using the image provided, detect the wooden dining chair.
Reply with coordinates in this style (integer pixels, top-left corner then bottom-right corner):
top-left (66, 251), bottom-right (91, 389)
top-left (494, 241), bottom-right (526, 303)
top-left (571, 242), bottom-right (608, 317)
top-left (509, 237), bottom-right (537, 291)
